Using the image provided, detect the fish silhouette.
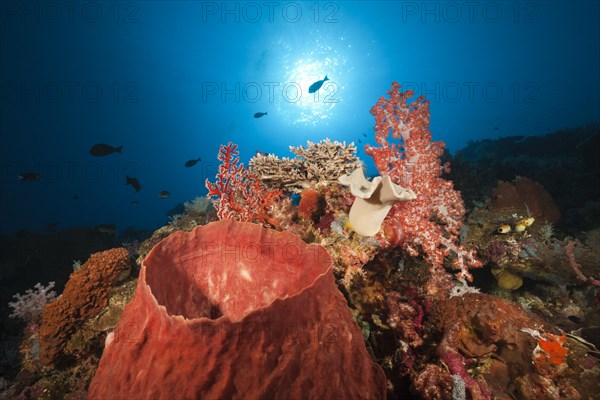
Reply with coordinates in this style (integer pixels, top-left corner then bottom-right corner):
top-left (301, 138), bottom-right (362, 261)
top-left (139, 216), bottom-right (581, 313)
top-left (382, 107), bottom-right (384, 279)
top-left (308, 75), bottom-right (329, 93)
top-left (90, 144), bottom-right (122, 156)
top-left (184, 157), bottom-right (202, 167)
top-left (18, 172), bottom-right (40, 181)
top-left (126, 176), bottom-right (141, 192)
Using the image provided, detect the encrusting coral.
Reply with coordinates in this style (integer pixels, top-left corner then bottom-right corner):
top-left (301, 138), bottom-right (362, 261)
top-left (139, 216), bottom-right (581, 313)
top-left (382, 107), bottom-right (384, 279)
top-left (39, 248), bottom-right (131, 365)
top-left (249, 138), bottom-right (360, 192)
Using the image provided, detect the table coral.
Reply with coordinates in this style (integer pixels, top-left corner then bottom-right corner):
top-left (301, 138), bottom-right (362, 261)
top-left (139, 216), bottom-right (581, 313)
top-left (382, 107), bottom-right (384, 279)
top-left (249, 138), bottom-right (360, 192)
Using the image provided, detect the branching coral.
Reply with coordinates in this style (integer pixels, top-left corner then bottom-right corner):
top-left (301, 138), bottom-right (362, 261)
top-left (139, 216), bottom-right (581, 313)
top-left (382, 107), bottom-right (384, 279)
top-left (249, 138), bottom-right (360, 192)
top-left (8, 282), bottom-right (57, 327)
top-left (205, 142), bottom-right (283, 228)
top-left (365, 82), bottom-right (482, 280)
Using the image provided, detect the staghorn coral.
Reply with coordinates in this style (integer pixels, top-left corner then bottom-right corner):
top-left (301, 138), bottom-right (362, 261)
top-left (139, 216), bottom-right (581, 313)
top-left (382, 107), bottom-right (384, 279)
top-left (39, 248), bottom-right (131, 366)
top-left (249, 138), bottom-right (360, 192)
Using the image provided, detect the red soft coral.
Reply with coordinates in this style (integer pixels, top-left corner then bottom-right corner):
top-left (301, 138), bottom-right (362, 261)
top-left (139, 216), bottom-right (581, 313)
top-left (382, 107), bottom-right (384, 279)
top-left (366, 82), bottom-right (481, 280)
top-left (206, 142), bottom-right (282, 228)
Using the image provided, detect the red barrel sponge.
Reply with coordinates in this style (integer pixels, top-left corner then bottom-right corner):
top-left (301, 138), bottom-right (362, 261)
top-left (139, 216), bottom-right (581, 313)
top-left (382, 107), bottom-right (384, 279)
top-left (88, 220), bottom-right (386, 400)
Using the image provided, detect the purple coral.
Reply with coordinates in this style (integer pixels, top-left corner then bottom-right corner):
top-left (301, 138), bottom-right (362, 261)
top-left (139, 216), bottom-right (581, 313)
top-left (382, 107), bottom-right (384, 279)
top-left (8, 282), bottom-right (57, 326)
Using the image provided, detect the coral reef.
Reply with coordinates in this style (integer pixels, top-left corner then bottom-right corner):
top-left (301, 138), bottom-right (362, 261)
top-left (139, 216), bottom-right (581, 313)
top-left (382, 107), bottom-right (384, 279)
top-left (249, 138), bottom-right (360, 192)
top-left (449, 124), bottom-right (600, 233)
top-left (88, 220), bottom-right (386, 400)
top-left (39, 248), bottom-right (131, 366)
top-left (4, 86), bottom-right (599, 400)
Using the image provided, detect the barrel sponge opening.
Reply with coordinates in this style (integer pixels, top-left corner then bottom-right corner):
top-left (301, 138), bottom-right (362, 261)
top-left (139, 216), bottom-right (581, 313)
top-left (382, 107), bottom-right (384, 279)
top-left (145, 220), bottom-right (332, 321)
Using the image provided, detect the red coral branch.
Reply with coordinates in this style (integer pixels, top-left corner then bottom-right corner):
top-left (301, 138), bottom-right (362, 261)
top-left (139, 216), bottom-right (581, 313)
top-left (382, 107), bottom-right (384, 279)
top-left (565, 241), bottom-right (600, 287)
top-left (366, 83), bottom-right (482, 281)
top-left (205, 142), bottom-right (282, 228)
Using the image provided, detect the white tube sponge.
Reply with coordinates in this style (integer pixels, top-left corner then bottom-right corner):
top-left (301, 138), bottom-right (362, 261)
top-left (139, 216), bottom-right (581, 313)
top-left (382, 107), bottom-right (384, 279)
top-left (338, 167), bottom-right (416, 236)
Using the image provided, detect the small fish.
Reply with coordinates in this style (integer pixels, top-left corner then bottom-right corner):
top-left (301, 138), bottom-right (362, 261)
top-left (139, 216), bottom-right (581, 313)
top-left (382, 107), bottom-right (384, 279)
top-left (73, 195), bottom-right (79, 200)
top-left (362, 133), bottom-right (366, 137)
top-left (514, 224), bottom-right (526, 233)
top-left (254, 112), bottom-right (268, 118)
top-left (494, 127), bottom-right (499, 130)
top-left (96, 223), bottom-right (116, 235)
top-left (159, 191), bottom-right (170, 199)
top-left (90, 143), bottom-right (123, 157)
top-left (359, 139), bottom-right (361, 143)
top-left (514, 217), bottom-right (535, 233)
top-left (18, 172), bottom-right (40, 181)
top-left (308, 75), bottom-right (329, 94)
top-left (517, 217), bottom-right (535, 227)
top-left (497, 224), bottom-right (511, 234)
top-left (46, 222), bottom-right (58, 232)
top-left (131, 200), bottom-right (139, 206)
top-left (126, 176), bottom-right (141, 192)
top-left (184, 157), bottom-right (202, 167)
top-left (255, 150), bottom-right (268, 157)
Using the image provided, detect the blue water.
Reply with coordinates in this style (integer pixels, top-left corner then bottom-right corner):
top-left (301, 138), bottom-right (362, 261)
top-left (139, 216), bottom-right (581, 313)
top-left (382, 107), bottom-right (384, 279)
top-left (1, 1), bottom-right (598, 235)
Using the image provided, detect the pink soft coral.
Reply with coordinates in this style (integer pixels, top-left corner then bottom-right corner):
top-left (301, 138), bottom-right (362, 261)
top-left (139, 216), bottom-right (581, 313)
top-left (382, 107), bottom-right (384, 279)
top-left (205, 142), bottom-right (282, 228)
top-left (366, 82), bottom-right (481, 280)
